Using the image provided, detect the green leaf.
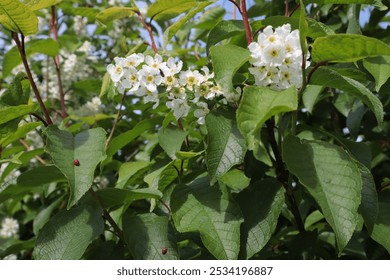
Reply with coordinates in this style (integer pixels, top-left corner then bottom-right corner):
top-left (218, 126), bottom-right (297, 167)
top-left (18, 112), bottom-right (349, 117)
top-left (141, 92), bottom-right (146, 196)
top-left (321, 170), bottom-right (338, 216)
top-left (206, 108), bottom-right (247, 185)
top-left (175, 150), bottom-right (204, 160)
top-left (0, 121), bottom-right (40, 147)
top-left (104, 117), bottom-right (162, 166)
top-left (302, 85), bottom-right (324, 114)
top-left (147, 0), bottom-right (195, 21)
top-left (33, 205), bottom-right (104, 260)
top-left (163, 1), bottom-right (212, 46)
top-left (219, 169), bottom-right (251, 193)
top-left (356, 162), bottom-right (378, 230)
top-left (236, 86), bottom-right (298, 150)
top-left (310, 67), bottom-right (383, 125)
top-left (96, 7), bottom-right (138, 25)
top-left (0, 0), bottom-right (38, 35)
top-left (2, 39), bottom-right (59, 78)
top-left (299, 0), bottom-right (309, 54)
top-left (0, 72), bottom-right (30, 107)
top-left (311, 0), bottom-right (384, 8)
top-left (95, 188), bottom-right (162, 209)
top-left (363, 55), bottom-right (390, 92)
top-left (62, 7), bottom-right (99, 21)
top-left (207, 20), bottom-right (245, 55)
top-left (23, 0), bottom-right (62, 11)
top-left (158, 126), bottom-right (187, 160)
top-left (123, 212), bottom-right (179, 260)
top-left (312, 34), bottom-right (390, 62)
top-left (210, 44), bottom-right (250, 94)
top-left (44, 126), bottom-right (106, 209)
top-left (17, 165), bottom-right (66, 187)
top-left (283, 136), bottom-right (362, 254)
top-left (33, 196), bottom-right (64, 236)
top-left (171, 177), bottom-right (243, 259)
top-left (115, 161), bottom-right (150, 189)
top-left (0, 104), bottom-right (39, 125)
top-left (237, 178), bottom-right (285, 259)
top-left (370, 187), bottom-right (390, 253)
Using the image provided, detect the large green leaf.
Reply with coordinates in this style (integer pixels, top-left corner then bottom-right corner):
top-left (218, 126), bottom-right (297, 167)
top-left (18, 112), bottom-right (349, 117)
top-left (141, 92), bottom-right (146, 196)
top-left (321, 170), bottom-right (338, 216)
top-left (44, 126), bottom-right (106, 209)
top-left (171, 177), bottom-right (243, 259)
top-left (95, 188), bottom-right (162, 209)
top-left (163, 1), bottom-right (212, 46)
top-left (17, 165), bottom-right (66, 187)
top-left (206, 108), bottom-right (246, 185)
top-left (312, 34), bottom-right (390, 62)
top-left (33, 205), bottom-right (104, 259)
top-left (0, 0), bottom-right (38, 35)
top-left (207, 20), bottom-right (245, 55)
top-left (96, 6), bottom-right (138, 25)
top-left (236, 86), bottom-right (298, 150)
top-left (123, 212), bottom-right (179, 260)
top-left (158, 126), bottom-right (187, 160)
top-left (210, 44), bottom-right (250, 94)
top-left (363, 56), bottom-right (390, 92)
top-left (0, 72), bottom-right (30, 107)
top-left (23, 0), bottom-right (61, 11)
top-left (370, 187), bottom-right (390, 253)
top-left (147, 0), bottom-right (195, 21)
top-left (356, 162), bottom-right (378, 230)
top-left (2, 39), bottom-right (59, 78)
top-left (115, 161), bottom-right (150, 189)
top-left (104, 117), bottom-right (162, 166)
top-left (283, 136), bottom-right (362, 254)
top-left (237, 178), bottom-right (285, 259)
top-left (0, 104), bottom-right (39, 125)
top-left (0, 121), bottom-right (40, 147)
top-left (310, 67), bottom-right (383, 125)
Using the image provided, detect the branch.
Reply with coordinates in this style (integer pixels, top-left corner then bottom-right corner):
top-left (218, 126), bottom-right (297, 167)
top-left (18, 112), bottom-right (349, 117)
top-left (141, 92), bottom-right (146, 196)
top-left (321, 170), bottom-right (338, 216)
top-left (105, 93), bottom-right (126, 148)
top-left (136, 11), bottom-right (158, 53)
top-left (12, 32), bottom-right (53, 125)
top-left (51, 6), bottom-right (67, 119)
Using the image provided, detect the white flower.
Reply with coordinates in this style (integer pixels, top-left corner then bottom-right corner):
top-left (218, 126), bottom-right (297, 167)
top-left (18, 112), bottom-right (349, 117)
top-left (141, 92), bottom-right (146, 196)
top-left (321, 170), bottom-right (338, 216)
top-left (77, 41), bottom-right (92, 54)
top-left (194, 102), bottom-right (209, 125)
top-left (166, 98), bottom-right (190, 119)
top-left (120, 66), bottom-right (140, 92)
top-left (161, 57), bottom-right (183, 76)
top-left (0, 217), bottom-right (19, 238)
top-left (123, 53), bottom-right (144, 68)
top-left (248, 24), bottom-right (309, 90)
top-left (107, 57), bottom-right (125, 83)
top-left (138, 65), bottom-right (163, 92)
top-left (168, 86), bottom-right (186, 100)
top-left (179, 69), bottom-right (203, 90)
top-left (144, 54), bottom-right (165, 72)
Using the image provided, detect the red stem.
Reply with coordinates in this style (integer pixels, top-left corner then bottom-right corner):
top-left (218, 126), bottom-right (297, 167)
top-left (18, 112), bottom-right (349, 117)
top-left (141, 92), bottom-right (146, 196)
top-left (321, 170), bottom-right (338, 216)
top-left (285, 0), bottom-right (289, 16)
top-left (12, 33), bottom-right (53, 125)
top-left (137, 12), bottom-right (158, 53)
top-left (240, 0), bottom-right (253, 44)
top-left (51, 6), bottom-right (67, 119)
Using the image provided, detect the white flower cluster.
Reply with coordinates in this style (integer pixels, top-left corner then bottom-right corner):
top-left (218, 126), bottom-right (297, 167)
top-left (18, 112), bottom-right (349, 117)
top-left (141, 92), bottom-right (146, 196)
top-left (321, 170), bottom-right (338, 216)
top-left (0, 217), bottom-right (19, 238)
top-left (248, 24), bottom-right (310, 90)
top-left (107, 53), bottom-right (233, 124)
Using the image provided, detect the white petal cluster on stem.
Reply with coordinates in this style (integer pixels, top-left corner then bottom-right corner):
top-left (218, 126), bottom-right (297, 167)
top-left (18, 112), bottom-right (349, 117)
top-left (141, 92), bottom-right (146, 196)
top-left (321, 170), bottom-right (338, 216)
top-left (248, 24), bottom-right (310, 90)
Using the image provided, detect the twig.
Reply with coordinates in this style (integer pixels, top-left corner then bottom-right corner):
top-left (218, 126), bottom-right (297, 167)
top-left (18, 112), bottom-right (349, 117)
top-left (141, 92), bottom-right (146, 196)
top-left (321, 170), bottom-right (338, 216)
top-left (50, 6), bottom-right (67, 119)
top-left (18, 138), bottom-right (46, 165)
top-left (105, 93), bottom-right (126, 148)
top-left (30, 113), bottom-right (49, 127)
top-left (12, 32), bottom-right (53, 125)
top-left (89, 189), bottom-right (124, 240)
top-left (136, 11), bottom-right (158, 53)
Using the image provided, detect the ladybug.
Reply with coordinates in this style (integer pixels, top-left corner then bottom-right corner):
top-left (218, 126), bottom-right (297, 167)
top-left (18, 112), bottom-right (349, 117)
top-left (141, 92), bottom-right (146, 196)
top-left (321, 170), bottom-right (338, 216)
top-left (73, 159), bottom-right (80, 166)
top-left (162, 247), bottom-right (168, 255)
